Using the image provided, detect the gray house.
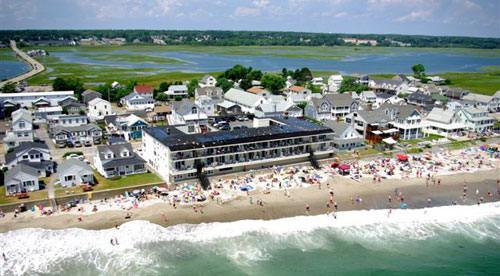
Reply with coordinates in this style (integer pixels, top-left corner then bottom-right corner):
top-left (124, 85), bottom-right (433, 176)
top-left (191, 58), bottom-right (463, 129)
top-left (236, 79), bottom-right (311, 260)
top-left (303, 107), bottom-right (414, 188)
top-left (58, 159), bottom-right (94, 187)
top-left (52, 123), bottom-right (103, 144)
top-left (94, 143), bottom-right (147, 178)
top-left (4, 163), bottom-right (40, 195)
top-left (324, 120), bottom-right (365, 152)
top-left (82, 89), bottom-right (102, 105)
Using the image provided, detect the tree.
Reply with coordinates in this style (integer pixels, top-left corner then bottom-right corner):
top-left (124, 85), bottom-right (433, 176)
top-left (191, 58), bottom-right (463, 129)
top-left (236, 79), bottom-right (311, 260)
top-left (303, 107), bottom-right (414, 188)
top-left (159, 81), bottom-right (170, 92)
top-left (216, 77), bottom-right (233, 92)
top-left (187, 79), bottom-right (198, 98)
top-left (1, 82), bottom-right (16, 93)
top-left (155, 93), bottom-right (168, 101)
top-left (261, 74), bottom-right (285, 93)
top-left (53, 77), bottom-right (85, 99)
top-left (239, 77), bottom-right (252, 91)
top-left (297, 101), bottom-right (308, 110)
top-left (223, 64), bottom-right (251, 81)
top-left (411, 64), bottom-right (425, 77)
top-left (339, 77), bottom-right (368, 93)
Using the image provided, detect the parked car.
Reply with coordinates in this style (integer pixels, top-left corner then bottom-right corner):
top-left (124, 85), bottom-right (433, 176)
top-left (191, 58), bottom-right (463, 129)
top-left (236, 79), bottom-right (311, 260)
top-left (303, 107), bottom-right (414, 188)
top-left (233, 126), bottom-right (241, 130)
top-left (66, 141), bottom-right (74, 148)
top-left (67, 154), bottom-right (82, 160)
top-left (240, 125), bottom-right (248, 129)
top-left (57, 142), bottom-right (66, 148)
top-left (74, 141), bottom-right (82, 147)
top-left (84, 140), bottom-right (92, 147)
top-left (219, 124), bottom-right (230, 131)
top-left (236, 115), bottom-right (248, 121)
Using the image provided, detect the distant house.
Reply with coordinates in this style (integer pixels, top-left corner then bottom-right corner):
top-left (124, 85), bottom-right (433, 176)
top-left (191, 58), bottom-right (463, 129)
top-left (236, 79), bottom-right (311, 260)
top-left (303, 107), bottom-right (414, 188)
top-left (304, 97), bottom-right (332, 121)
top-left (285, 76), bottom-right (297, 88)
top-left (324, 121), bottom-right (365, 151)
top-left (407, 92), bottom-right (435, 107)
top-left (442, 87), bottom-right (468, 100)
top-left (223, 88), bottom-right (267, 114)
top-left (254, 102), bottom-right (302, 118)
top-left (461, 93), bottom-right (499, 112)
top-left (146, 105), bottom-right (172, 122)
top-left (285, 85), bottom-right (312, 97)
top-left (120, 92), bottom-right (154, 111)
top-left (325, 93), bottom-right (358, 119)
top-left (360, 90), bottom-right (377, 103)
top-left (165, 85), bottom-right (188, 99)
top-left (311, 77), bottom-right (324, 86)
top-left (94, 143), bottom-right (147, 178)
top-left (4, 163), bottom-right (40, 195)
top-left (81, 89), bottom-right (102, 105)
top-left (0, 91), bottom-right (74, 108)
top-left (195, 87), bottom-right (224, 104)
top-left (52, 123), bottom-right (103, 144)
top-left (33, 106), bottom-right (62, 123)
top-left (58, 159), bottom-right (94, 187)
top-left (216, 101), bottom-right (242, 114)
top-left (328, 75), bottom-right (343, 87)
top-left (55, 114), bottom-right (89, 128)
top-left (348, 73), bottom-right (370, 86)
top-left (133, 85), bottom-right (154, 99)
top-left (104, 114), bottom-right (149, 140)
top-left (3, 109), bottom-right (34, 150)
top-left (368, 79), bottom-right (408, 94)
top-left (199, 75), bottom-right (217, 87)
top-left (246, 86), bottom-right (271, 98)
top-left (59, 96), bottom-right (85, 114)
top-left (195, 95), bottom-right (215, 117)
top-left (169, 99), bottom-right (208, 131)
top-left (88, 98), bottom-right (112, 121)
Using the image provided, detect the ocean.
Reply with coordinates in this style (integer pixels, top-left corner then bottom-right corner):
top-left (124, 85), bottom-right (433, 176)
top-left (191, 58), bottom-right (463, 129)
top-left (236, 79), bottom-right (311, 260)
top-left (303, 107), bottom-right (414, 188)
top-left (1, 203), bottom-right (499, 276)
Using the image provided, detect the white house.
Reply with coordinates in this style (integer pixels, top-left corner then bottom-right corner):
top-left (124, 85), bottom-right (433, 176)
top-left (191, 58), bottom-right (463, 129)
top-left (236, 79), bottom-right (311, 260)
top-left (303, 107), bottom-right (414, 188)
top-left (223, 88), bottom-right (268, 114)
top-left (165, 85), bottom-right (188, 99)
top-left (56, 114), bottom-right (88, 127)
top-left (0, 91), bottom-right (74, 108)
top-left (168, 99), bottom-right (209, 132)
top-left (133, 85), bottom-right (154, 99)
top-left (199, 75), bottom-right (217, 87)
top-left (33, 106), bottom-right (62, 123)
top-left (328, 75), bottom-right (343, 87)
top-left (456, 107), bottom-right (494, 133)
top-left (4, 163), bottom-right (40, 195)
top-left (285, 76), bottom-right (297, 88)
top-left (88, 98), bottom-right (112, 121)
top-left (5, 142), bottom-right (55, 176)
top-left (368, 79), bottom-right (408, 95)
top-left (311, 77), bottom-right (324, 86)
top-left (285, 86), bottom-right (312, 97)
top-left (360, 91), bottom-right (377, 103)
top-left (3, 109), bottom-right (34, 150)
top-left (304, 97), bottom-right (333, 121)
top-left (94, 143), bottom-right (147, 178)
top-left (194, 95), bottom-right (215, 117)
top-left (424, 107), bottom-right (467, 137)
top-left (379, 103), bottom-right (426, 140)
top-left (58, 158), bottom-right (94, 187)
top-left (121, 92), bottom-right (154, 111)
top-left (324, 121), bottom-right (365, 151)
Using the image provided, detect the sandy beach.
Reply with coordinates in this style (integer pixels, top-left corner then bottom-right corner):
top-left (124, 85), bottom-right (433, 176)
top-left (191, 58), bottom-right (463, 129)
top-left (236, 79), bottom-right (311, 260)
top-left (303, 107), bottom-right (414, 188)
top-left (1, 166), bottom-right (499, 233)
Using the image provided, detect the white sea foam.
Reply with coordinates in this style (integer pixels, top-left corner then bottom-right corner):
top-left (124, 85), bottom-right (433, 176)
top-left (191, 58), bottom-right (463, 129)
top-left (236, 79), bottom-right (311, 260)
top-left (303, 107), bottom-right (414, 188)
top-left (1, 202), bottom-right (499, 275)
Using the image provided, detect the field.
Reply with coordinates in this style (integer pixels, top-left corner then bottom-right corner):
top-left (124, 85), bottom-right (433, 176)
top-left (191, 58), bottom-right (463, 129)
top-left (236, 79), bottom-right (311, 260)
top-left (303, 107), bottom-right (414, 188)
top-left (3, 44), bottom-right (496, 92)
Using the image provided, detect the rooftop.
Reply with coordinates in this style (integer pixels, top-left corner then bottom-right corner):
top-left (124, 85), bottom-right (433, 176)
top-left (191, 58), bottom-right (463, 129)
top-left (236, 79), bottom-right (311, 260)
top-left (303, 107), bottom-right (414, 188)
top-left (144, 117), bottom-right (333, 151)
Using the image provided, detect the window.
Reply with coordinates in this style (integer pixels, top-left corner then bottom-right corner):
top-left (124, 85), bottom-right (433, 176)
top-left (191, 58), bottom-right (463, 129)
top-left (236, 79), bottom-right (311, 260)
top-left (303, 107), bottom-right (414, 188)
top-left (191, 107), bottom-right (197, 114)
top-left (19, 122), bottom-right (25, 128)
top-left (64, 175), bottom-right (75, 181)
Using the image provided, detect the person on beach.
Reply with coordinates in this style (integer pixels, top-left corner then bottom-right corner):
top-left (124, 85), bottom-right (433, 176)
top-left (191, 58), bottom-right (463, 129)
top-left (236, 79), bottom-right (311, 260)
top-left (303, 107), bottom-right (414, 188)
top-left (110, 239), bottom-right (115, 246)
top-left (115, 222), bottom-right (119, 229)
top-left (326, 202), bottom-right (330, 214)
top-left (388, 209), bottom-right (392, 218)
top-left (306, 204), bottom-right (310, 214)
top-left (114, 237), bottom-right (119, 245)
top-left (2, 253), bottom-right (6, 261)
top-left (388, 195), bottom-right (392, 203)
top-left (427, 198), bottom-right (432, 207)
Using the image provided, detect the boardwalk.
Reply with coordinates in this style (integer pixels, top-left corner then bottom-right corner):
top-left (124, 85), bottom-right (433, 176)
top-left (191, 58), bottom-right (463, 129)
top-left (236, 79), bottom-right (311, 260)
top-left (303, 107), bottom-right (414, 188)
top-left (0, 40), bottom-right (45, 87)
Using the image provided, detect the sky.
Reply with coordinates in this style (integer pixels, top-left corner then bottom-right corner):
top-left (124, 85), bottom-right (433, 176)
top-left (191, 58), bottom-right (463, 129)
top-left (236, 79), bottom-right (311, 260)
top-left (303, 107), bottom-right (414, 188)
top-left (0, 0), bottom-right (499, 38)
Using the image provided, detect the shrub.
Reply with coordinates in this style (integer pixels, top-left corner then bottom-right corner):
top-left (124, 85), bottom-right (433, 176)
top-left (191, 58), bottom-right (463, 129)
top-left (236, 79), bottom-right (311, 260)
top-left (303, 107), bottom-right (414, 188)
top-left (424, 144), bottom-right (431, 149)
top-left (63, 151), bottom-right (84, 157)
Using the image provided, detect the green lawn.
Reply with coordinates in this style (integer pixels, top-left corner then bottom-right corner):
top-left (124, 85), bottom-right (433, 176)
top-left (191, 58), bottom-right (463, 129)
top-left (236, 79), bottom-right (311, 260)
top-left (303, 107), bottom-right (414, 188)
top-left (406, 134), bottom-right (445, 145)
top-left (54, 172), bottom-right (163, 197)
top-left (446, 140), bottom-right (477, 150)
top-left (0, 186), bottom-right (49, 205)
top-left (437, 66), bottom-right (500, 96)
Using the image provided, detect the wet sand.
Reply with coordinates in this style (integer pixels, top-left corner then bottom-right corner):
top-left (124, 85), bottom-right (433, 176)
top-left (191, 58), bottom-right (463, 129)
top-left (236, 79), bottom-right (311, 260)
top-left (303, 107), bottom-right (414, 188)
top-left (1, 168), bottom-right (499, 233)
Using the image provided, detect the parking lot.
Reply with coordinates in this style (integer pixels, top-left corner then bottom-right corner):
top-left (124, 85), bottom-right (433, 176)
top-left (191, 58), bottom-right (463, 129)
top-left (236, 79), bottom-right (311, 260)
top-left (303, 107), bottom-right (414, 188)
top-left (207, 115), bottom-right (254, 132)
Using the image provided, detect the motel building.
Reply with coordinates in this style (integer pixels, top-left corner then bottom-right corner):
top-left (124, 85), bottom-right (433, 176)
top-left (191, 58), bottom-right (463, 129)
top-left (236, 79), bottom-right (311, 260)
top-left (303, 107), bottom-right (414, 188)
top-left (141, 117), bottom-right (335, 184)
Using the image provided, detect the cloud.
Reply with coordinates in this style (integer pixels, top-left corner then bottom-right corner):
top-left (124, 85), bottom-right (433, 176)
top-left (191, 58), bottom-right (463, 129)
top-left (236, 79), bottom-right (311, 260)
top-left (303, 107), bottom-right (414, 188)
top-left (395, 10), bottom-right (431, 22)
top-left (452, 0), bottom-right (479, 9)
top-left (79, 0), bottom-right (181, 20)
top-left (3, 0), bottom-right (37, 21)
top-left (232, 0), bottom-right (280, 17)
top-left (334, 11), bottom-right (348, 18)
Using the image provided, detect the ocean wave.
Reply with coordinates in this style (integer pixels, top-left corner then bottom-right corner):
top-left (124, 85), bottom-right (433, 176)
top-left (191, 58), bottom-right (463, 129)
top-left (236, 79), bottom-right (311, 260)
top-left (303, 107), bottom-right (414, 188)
top-left (1, 203), bottom-right (499, 275)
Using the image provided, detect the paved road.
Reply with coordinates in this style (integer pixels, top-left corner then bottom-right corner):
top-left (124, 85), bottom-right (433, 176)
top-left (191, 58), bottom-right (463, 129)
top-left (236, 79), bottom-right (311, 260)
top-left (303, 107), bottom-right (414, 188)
top-left (0, 40), bottom-right (45, 87)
